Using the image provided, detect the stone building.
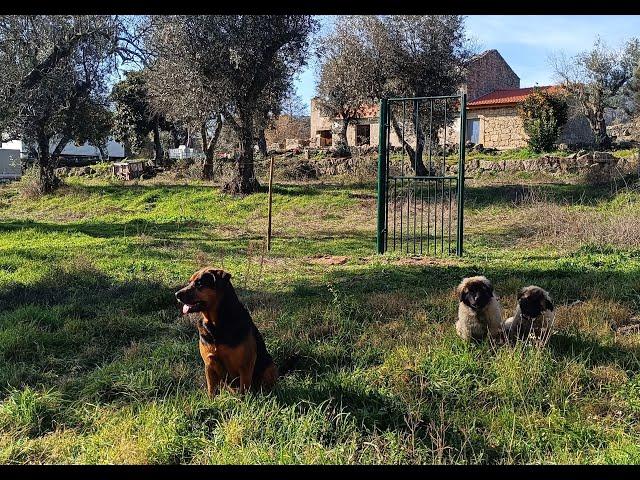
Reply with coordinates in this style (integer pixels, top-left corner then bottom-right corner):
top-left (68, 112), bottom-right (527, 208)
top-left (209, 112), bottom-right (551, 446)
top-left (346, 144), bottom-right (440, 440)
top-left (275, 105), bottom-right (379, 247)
top-left (464, 86), bottom-right (593, 149)
top-left (310, 49), bottom-right (593, 150)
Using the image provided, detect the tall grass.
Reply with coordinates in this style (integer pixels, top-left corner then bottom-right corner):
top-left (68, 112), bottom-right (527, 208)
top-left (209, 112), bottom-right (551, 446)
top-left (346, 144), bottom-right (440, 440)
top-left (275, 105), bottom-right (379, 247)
top-left (1, 173), bottom-right (640, 464)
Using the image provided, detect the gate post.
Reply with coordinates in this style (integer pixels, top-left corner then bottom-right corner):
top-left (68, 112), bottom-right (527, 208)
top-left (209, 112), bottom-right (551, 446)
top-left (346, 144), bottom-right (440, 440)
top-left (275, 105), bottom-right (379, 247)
top-left (456, 93), bottom-right (466, 256)
top-left (376, 98), bottom-right (388, 254)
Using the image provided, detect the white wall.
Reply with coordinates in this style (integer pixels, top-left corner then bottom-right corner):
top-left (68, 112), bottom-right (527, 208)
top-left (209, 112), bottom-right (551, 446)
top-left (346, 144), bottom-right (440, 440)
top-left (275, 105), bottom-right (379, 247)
top-left (1, 138), bottom-right (125, 159)
top-left (0, 149), bottom-right (22, 179)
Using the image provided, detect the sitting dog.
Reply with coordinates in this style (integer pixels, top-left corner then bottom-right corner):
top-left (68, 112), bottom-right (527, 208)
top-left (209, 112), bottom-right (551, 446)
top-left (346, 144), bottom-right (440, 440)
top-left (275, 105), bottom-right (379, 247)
top-left (175, 267), bottom-right (278, 397)
top-left (455, 276), bottom-right (503, 342)
top-left (503, 285), bottom-right (555, 344)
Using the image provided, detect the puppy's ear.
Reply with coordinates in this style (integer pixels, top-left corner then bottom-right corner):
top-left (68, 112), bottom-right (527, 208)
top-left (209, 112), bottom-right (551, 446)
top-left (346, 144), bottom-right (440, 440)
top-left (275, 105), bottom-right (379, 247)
top-left (455, 280), bottom-right (465, 298)
top-left (545, 297), bottom-right (554, 311)
top-left (484, 278), bottom-right (494, 294)
top-left (517, 288), bottom-right (526, 301)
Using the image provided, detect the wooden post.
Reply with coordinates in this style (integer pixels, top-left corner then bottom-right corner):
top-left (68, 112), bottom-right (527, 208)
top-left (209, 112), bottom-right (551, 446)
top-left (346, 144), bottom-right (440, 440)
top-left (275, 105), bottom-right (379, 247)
top-left (267, 155), bottom-right (275, 251)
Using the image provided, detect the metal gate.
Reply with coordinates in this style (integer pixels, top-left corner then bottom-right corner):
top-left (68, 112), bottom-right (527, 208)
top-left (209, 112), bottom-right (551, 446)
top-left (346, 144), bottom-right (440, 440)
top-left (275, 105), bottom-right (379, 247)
top-left (376, 94), bottom-right (467, 256)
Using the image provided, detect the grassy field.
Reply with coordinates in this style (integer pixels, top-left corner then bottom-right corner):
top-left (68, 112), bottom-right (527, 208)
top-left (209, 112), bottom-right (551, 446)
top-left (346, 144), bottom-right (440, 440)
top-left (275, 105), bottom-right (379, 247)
top-left (1, 169), bottom-right (640, 464)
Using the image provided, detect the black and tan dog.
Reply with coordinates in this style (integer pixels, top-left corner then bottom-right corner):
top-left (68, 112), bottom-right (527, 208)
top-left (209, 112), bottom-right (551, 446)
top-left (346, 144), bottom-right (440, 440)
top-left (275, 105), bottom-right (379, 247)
top-left (175, 267), bottom-right (277, 397)
top-left (503, 285), bottom-right (555, 344)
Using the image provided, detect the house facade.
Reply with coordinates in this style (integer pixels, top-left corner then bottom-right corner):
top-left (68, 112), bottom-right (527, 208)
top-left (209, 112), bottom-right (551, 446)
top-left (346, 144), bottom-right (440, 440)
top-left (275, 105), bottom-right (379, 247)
top-left (310, 49), bottom-right (593, 150)
top-left (465, 86), bottom-right (593, 149)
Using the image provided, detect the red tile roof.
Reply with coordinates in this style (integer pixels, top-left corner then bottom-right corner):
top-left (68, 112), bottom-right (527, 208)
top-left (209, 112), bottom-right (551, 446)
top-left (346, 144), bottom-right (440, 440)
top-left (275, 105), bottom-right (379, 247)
top-left (467, 86), bottom-right (559, 109)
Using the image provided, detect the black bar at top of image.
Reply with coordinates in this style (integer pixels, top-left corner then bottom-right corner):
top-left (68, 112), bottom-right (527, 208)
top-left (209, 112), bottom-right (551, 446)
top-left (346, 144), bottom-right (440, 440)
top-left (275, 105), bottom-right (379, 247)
top-left (1, 2), bottom-right (639, 15)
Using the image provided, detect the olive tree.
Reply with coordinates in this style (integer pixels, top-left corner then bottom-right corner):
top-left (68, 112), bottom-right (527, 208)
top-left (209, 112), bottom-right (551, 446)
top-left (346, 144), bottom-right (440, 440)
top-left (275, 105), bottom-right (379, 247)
top-left (111, 69), bottom-right (178, 164)
top-left (552, 37), bottom-right (640, 149)
top-left (148, 15), bottom-right (317, 194)
top-left (0, 15), bottom-right (144, 193)
top-left (315, 17), bottom-right (380, 154)
top-left (315, 15), bottom-right (471, 174)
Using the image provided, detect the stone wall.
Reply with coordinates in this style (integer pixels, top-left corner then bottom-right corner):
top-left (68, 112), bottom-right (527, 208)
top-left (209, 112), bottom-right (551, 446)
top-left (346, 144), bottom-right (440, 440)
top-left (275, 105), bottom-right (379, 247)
top-left (294, 150), bottom-right (639, 181)
top-left (445, 151), bottom-right (639, 182)
top-left (464, 50), bottom-right (520, 101)
top-left (465, 107), bottom-right (528, 149)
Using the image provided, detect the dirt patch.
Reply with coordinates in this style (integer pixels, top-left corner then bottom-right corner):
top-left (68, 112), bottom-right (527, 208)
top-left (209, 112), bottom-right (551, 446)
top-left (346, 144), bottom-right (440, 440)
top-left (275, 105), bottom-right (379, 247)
top-left (392, 256), bottom-right (460, 267)
top-left (307, 255), bottom-right (349, 266)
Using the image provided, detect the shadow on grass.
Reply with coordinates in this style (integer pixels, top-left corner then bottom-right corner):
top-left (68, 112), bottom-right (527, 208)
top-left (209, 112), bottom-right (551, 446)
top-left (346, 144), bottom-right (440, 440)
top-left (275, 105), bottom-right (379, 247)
top-left (0, 218), bottom-right (211, 240)
top-left (466, 182), bottom-right (623, 208)
top-left (0, 263), bottom-right (184, 393)
top-left (1, 259), bottom-right (638, 430)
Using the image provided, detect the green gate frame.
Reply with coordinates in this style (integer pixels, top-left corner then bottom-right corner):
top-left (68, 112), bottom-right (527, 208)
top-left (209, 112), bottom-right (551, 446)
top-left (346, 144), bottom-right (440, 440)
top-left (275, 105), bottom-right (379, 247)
top-left (376, 93), bottom-right (467, 255)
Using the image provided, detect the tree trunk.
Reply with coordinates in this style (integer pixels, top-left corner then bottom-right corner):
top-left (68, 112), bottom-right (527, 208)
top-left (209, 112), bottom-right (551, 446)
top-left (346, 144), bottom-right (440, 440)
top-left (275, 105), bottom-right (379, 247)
top-left (257, 129), bottom-right (268, 157)
top-left (36, 134), bottom-right (56, 193)
top-left (152, 119), bottom-right (163, 167)
top-left (202, 116), bottom-right (223, 181)
top-left (591, 109), bottom-right (611, 149)
top-left (171, 126), bottom-right (181, 148)
top-left (223, 115), bottom-right (260, 195)
top-left (390, 116), bottom-right (428, 176)
top-left (331, 119), bottom-right (350, 157)
top-left (123, 138), bottom-right (132, 158)
top-left (98, 144), bottom-right (108, 161)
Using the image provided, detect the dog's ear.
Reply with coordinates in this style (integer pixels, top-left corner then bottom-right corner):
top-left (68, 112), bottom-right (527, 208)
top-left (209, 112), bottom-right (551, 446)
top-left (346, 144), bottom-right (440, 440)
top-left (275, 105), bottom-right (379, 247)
top-left (544, 296), bottom-right (554, 311)
top-left (198, 270), bottom-right (217, 288)
top-left (213, 269), bottom-right (232, 284)
top-left (483, 278), bottom-right (494, 294)
top-left (455, 280), bottom-right (466, 298)
top-left (517, 287), bottom-right (526, 301)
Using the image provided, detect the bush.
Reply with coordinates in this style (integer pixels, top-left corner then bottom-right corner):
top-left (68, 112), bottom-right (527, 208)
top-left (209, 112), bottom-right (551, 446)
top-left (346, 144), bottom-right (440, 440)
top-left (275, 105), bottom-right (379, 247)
top-left (518, 87), bottom-right (569, 153)
top-left (17, 165), bottom-right (44, 199)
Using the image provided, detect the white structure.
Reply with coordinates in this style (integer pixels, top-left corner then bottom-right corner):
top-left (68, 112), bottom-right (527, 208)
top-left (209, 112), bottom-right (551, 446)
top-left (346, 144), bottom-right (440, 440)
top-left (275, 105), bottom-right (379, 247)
top-left (0, 138), bottom-right (125, 160)
top-left (0, 148), bottom-right (22, 180)
top-left (168, 145), bottom-right (202, 160)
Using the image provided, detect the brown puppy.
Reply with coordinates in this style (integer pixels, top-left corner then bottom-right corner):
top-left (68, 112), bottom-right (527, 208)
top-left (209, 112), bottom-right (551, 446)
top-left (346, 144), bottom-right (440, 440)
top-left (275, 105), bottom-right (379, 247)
top-left (503, 285), bottom-right (554, 345)
top-left (175, 267), bottom-right (277, 397)
top-left (455, 276), bottom-right (503, 342)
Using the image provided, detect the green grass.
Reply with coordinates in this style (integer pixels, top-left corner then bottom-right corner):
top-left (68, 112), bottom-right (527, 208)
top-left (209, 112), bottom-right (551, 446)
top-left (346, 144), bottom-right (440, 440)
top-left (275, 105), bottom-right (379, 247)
top-left (1, 171), bottom-right (640, 464)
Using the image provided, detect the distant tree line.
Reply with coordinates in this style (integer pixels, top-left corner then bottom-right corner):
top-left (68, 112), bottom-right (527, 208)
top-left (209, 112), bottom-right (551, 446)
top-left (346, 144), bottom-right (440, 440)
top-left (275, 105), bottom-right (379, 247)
top-left (2, 15), bottom-right (639, 193)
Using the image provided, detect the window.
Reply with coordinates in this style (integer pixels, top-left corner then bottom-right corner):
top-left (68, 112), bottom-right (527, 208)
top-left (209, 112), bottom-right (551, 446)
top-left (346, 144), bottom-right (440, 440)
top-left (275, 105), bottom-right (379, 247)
top-left (355, 124), bottom-right (370, 146)
top-left (466, 118), bottom-right (480, 144)
top-left (318, 130), bottom-right (332, 147)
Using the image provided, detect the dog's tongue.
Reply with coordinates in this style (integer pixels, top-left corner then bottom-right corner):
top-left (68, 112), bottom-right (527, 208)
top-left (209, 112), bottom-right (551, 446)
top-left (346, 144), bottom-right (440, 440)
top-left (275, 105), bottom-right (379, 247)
top-left (182, 304), bottom-right (190, 315)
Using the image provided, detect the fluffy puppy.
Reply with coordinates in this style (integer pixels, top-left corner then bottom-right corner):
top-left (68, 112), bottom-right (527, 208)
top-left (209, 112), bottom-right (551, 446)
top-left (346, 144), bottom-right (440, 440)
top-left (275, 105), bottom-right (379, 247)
top-left (503, 285), bottom-right (554, 344)
top-left (455, 276), bottom-right (503, 342)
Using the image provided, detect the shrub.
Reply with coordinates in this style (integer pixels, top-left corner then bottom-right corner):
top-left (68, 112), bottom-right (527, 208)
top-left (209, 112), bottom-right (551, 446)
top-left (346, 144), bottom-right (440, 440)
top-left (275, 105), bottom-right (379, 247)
top-left (17, 165), bottom-right (45, 199)
top-left (518, 87), bottom-right (569, 153)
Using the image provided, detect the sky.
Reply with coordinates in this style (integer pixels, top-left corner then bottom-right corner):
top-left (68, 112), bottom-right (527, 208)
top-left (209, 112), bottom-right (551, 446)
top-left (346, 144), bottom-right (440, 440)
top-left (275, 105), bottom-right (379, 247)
top-left (294, 15), bottom-right (640, 114)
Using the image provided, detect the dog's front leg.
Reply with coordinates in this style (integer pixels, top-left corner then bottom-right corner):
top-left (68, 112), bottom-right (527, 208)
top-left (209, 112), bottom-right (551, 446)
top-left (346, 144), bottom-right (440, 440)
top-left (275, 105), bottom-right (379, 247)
top-left (204, 357), bottom-right (223, 398)
top-left (238, 357), bottom-right (256, 394)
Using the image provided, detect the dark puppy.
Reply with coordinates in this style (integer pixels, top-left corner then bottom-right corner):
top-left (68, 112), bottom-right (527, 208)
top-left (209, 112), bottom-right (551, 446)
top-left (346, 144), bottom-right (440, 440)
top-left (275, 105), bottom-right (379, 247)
top-left (455, 276), bottom-right (503, 342)
top-left (175, 267), bottom-right (277, 397)
top-left (503, 285), bottom-right (554, 344)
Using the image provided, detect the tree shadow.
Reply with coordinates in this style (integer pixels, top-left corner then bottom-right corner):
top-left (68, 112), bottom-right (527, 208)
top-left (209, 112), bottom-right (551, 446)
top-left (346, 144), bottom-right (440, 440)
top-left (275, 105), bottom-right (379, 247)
top-left (547, 332), bottom-right (640, 371)
top-left (0, 263), bottom-right (183, 393)
top-left (0, 218), bottom-right (209, 241)
top-left (466, 182), bottom-right (623, 208)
